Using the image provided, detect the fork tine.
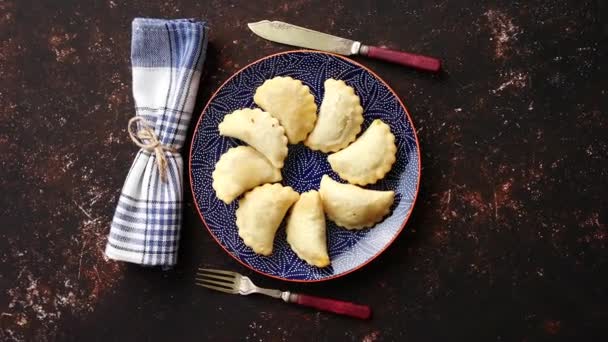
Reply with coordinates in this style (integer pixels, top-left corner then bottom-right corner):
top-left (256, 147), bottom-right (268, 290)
top-left (195, 282), bottom-right (237, 294)
top-left (195, 272), bottom-right (235, 283)
top-left (195, 274), bottom-right (235, 287)
top-left (198, 278), bottom-right (236, 288)
top-left (198, 268), bottom-right (238, 277)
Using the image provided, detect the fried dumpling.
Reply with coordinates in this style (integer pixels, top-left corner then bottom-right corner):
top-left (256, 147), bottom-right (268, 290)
top-left (253, 76), bottom-right (317, 144)
top-left (319, 175), bottom-right (394, 230)
top-left (304, 79), bottom-right (363, 152)
top-left (328, 119), bottom-right (396, 185)
top-left (286, 190), bottom-right (330, 268)
top-left (236, 184), bottom-right (299, 256)
top-left (218, 108), bottom-right (288, 168)
top-left (212, 146), bottom-right (282, 204)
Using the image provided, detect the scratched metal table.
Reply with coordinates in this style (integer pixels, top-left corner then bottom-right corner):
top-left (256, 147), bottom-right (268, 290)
top-left (1, 1), bottom-right (607, 341)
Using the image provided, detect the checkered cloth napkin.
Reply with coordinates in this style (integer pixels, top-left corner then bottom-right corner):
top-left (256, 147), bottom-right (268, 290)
top-left (105, 18), bottom-right (208, 267)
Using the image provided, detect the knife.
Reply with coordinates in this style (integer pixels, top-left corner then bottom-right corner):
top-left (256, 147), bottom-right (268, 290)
top-left (248, 20), bottom-right (441, 72)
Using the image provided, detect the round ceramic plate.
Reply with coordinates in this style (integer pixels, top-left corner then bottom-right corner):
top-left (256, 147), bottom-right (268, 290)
top-left (190, 50), bottom-right (420, 282)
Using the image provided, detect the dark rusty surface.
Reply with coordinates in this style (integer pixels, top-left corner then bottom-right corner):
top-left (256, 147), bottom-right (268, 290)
top-left (1, 0), bottom-right (607, 341)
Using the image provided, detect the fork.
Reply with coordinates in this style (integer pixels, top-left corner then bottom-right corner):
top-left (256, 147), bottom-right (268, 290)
top-left (196, 268), bottom-right (371, 319)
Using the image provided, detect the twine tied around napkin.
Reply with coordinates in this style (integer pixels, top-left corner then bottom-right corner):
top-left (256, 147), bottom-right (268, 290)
top-left (127, 116), bottom-right (177, 182)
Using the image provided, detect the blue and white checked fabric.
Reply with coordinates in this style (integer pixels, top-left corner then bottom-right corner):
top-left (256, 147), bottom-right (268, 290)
top-left (105, 18), bottom-right (208, 266)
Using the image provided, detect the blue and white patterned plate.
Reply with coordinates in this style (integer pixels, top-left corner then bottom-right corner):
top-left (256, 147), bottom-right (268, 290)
top-left (190, 51), bottom-right (420, 282)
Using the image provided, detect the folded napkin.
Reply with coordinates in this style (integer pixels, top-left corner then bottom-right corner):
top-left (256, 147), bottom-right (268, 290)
top-left (105, 18), bottom-right (208, 267)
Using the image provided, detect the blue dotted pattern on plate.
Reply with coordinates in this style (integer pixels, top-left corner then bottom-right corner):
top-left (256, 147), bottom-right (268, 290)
top-left (190, 51), bottom-right (419, 281)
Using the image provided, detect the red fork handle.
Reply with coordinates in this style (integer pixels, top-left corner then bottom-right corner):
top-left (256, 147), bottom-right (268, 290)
top-left (360, 45), bottom-right (442, 72)
top-left (289, 293), bottom-right (372, 319)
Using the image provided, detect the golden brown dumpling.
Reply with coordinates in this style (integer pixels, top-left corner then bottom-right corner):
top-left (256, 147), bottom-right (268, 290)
top-left (319, 175), bottom-right (394, 230)
top-left (218, 108), bottom-right (288, 168)
top-left (212, 146), bottom-right (282, 204)
top-left (286, 191), bottom-right (330, 268)
top-left (305, 79), bottom-right (364, 152)
top-left (236, 184), bottom-right (299, 255)
top-left (328, 119), bottom-right (396, 185)
top-left (253, 76), bottom-right (317, 144)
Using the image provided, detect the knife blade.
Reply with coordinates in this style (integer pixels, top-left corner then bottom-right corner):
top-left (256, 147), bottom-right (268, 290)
top-left (247, 20), bottom-right (441, 72)
top-left (248, 20), bottom-right (361, 56)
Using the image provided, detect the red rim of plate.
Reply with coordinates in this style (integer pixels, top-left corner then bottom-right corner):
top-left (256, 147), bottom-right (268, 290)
top-left (188, 50), bottom-right (422, 283)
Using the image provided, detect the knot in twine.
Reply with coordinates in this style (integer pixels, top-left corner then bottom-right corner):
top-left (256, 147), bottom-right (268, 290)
top-left (128, 117), bottom-right (178, 182)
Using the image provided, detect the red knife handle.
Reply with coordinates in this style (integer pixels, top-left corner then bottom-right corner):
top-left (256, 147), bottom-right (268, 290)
top-left (289, 293), bottom-right (372, 319)
top-left (360, 45), bottom-right (441, 72)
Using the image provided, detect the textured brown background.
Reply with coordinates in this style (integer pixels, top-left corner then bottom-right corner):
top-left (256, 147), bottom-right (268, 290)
top-left (1, 0), bottom-right (607, 341)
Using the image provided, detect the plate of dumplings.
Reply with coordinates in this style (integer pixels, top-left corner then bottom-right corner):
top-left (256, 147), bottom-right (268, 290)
top-left (190, 50), bottom-right (420, 282)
